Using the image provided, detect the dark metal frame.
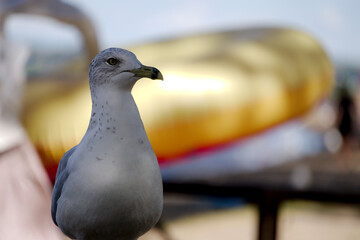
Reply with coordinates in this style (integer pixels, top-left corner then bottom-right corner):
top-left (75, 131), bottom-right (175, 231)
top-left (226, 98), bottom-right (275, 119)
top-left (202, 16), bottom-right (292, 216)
top-left (163, 154), bottom-right (360, 240)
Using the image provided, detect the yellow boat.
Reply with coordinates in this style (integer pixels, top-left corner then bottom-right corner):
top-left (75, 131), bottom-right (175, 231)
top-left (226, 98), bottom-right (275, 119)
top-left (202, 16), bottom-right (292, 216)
top-left (22, 27), bottom-right (333, 179)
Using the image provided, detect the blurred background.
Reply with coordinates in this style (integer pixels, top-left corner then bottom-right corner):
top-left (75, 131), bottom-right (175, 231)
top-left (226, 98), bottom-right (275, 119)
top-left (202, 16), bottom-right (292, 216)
top-left (0, 0), bottom-right (360, 239)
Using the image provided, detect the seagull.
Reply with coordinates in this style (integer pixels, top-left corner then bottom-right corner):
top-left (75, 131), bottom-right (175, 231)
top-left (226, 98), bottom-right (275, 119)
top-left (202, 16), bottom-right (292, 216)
top-left (51, 48), bottom-right (164, 240)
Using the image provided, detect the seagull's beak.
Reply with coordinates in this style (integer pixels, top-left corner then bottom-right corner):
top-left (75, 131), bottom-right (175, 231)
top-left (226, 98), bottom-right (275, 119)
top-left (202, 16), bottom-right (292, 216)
top-left (127, 65), bottom-right (163, 80)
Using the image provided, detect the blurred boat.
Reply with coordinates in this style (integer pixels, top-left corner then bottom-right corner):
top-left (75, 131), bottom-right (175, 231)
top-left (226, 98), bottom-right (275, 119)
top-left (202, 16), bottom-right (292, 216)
top-left (22, 27), bottom-right (334, 181)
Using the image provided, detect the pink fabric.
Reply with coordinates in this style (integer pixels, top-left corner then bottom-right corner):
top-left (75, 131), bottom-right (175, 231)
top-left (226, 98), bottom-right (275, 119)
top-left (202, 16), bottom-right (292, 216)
top-left (0, 138), bottom-right (63, 240)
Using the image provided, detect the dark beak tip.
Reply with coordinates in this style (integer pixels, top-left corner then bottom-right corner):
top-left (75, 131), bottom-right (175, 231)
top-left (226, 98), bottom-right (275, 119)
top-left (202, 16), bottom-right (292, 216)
top-left (151, 73), bottom-right (157, 80)
top-left (152, 68), bottom-right (163, 80)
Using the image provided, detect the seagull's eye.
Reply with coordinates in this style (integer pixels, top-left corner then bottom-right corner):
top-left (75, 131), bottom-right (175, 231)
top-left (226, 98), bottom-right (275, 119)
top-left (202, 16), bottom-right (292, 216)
top-left (107, 58), bottom-right (118, 65)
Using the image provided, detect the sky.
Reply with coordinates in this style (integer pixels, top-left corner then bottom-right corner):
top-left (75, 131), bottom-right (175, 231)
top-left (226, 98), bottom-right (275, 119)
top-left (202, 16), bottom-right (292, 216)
top-left (5, 0), bottom-right (360, 64)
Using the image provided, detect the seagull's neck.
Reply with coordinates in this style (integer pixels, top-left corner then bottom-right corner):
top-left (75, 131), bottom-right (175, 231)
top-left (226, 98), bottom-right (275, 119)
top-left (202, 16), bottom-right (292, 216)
top-left (91, 86), bottom-right (134, 116)
top-left (86, 85), bottom-right (145, 140)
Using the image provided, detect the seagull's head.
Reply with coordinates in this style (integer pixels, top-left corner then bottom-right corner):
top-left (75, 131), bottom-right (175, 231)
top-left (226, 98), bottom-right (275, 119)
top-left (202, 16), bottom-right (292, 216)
top-left (89, 48), bottom-right (163, 89)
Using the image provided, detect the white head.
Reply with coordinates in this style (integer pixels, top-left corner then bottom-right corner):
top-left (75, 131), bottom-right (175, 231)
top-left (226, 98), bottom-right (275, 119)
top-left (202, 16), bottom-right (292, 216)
top-left (89, 48), bottom-right (163, 90)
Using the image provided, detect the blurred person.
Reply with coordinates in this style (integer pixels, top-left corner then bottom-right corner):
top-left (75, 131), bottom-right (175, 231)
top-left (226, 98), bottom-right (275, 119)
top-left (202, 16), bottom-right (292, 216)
top-left (336, 82), bottom-right (358, 170)
top-left (0, 0), bottom-right (101, 238)
top-left (0, 13), bottom-right (62, 240)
